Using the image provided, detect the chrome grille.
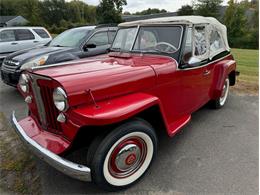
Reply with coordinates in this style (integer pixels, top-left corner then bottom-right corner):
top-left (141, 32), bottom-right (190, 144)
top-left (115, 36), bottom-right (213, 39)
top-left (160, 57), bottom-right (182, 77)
top-left (38, 83), bottom-right (62, 133)
top-left (2, 59), bottom-right (20, 72)
top-left (30, 74), bottom-right (62, 134)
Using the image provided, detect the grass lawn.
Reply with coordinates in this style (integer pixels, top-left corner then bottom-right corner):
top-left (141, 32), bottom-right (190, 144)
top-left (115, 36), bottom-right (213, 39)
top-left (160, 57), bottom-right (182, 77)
top-left (231, 48), bottom-right (259, 95)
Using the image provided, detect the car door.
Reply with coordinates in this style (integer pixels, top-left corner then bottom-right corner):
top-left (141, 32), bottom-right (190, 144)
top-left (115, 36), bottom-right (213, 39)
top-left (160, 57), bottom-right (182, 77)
top-left (0, 29), bottom-right (20, 54)
top-left (15, 29), bottom-right (36, 50)
top-left (179, 25), bottom-right (213, 114)
top-left (80, 31), bottom-right (110, 58)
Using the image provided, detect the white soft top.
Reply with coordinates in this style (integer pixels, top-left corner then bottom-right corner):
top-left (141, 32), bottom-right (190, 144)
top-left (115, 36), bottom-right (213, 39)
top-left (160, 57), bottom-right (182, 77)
top-left (119, 16), bottom-right (230, 52)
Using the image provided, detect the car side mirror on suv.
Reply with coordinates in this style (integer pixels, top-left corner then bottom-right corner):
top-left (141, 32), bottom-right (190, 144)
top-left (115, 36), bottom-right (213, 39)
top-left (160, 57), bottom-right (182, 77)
top-left (83, 43), bottom-right (97, 51)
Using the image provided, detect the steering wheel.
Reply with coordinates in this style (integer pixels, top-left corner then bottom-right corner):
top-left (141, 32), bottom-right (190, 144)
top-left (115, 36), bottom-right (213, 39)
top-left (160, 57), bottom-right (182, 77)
top-left (154, 42), bottom-right (178, 53)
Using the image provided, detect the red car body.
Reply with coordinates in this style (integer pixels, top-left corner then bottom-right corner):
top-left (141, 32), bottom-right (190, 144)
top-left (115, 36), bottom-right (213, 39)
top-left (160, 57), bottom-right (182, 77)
top-left (17, 53), bottom-right (236, 154)
top-left (12, 16), bottom-right (237, 190)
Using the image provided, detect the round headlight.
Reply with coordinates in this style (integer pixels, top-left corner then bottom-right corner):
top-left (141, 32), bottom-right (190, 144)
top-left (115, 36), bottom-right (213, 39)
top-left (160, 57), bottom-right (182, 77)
top-left (53, 87), bottom-right (68, 112)
top-left (19, 73), bottom-right (29, 93)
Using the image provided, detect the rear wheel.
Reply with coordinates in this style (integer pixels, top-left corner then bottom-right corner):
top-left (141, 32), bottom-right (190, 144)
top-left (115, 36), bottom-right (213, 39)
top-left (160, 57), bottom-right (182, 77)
top-left (89, 119), bottom-right (157, 191)
top-left (211, 78), bottom-right (230, 109)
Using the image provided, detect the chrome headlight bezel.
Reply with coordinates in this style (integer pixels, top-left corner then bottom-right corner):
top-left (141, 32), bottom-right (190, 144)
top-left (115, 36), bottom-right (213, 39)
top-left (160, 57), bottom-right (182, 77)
top-left (19, 73), bottom-right (29, 93)
top-left (53, 87), bottom-right (68, 112)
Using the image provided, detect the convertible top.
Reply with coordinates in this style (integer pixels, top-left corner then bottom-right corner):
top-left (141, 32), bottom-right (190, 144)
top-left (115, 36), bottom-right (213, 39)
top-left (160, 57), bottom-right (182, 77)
top-left (119, 16), bottom-right (230, 52)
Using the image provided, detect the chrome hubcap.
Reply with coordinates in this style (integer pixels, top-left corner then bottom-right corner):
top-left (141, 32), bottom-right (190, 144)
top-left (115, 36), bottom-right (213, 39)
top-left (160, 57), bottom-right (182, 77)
top-left (108, 137), bottom-right (147, 178)
top-left (115, 144), bottom-right (141, 171)
top-left (220, 78), bottom-right (229, 106)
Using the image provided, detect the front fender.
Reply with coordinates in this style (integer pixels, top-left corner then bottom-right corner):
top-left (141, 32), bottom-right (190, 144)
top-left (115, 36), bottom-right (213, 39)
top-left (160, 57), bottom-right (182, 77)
top-left (70, 93), bottom-right (159, 126)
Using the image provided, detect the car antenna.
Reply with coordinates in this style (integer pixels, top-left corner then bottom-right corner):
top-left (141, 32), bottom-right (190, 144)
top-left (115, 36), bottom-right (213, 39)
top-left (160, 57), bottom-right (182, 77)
top-left (85, 89), bottom-right (100, 109)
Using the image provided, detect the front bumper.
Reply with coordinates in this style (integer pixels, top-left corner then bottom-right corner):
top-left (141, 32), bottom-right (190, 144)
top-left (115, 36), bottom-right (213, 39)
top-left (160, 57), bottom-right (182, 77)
top-left (1, 69), bottom-right (20, 87)
top-left (11, 111), bottom-right (92, 182)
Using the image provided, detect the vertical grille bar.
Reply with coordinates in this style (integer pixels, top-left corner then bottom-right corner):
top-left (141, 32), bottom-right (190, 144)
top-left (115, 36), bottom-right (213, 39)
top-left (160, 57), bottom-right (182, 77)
top-left (39, 85), bottom-right (62, 133)
top-left (30, 74), bottom-right (62, 134)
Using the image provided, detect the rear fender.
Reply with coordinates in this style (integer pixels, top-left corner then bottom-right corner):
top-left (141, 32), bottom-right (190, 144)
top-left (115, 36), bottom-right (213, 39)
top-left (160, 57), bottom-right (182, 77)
top-left (210, 59), bottom-right (236, 99)
top-left (71, 93), bottom-right (161, 126)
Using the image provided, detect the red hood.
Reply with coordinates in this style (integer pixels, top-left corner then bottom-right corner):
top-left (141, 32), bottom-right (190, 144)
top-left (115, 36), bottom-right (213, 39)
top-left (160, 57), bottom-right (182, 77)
top-left (33, 53), bottom-right (175, 106)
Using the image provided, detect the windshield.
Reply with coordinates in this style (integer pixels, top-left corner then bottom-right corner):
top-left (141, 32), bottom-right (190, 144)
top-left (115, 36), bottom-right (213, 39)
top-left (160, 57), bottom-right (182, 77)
top-left (111, 26), bottom-right (183, 54)
top-left (49, 28), bottom-right (91, 47)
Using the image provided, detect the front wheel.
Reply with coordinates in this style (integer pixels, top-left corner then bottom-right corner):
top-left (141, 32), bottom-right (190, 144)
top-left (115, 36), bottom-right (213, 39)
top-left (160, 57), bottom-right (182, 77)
top-left (211, 78), bottom-right (230, 109)
top-left (89, 119), bottom-right (157, 191)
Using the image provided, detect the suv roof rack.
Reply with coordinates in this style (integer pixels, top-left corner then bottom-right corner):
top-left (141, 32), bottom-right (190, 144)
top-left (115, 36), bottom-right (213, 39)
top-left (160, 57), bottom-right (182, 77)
top-left (95, 24), bottom-right (118, 29)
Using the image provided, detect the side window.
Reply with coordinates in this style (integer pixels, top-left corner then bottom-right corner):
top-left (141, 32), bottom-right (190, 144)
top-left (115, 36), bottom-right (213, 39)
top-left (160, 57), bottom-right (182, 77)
top-left (210, 30), bottom-right (224, 53)
top-left (108, 31), bottom-right (116, 44)
top-left (194, 26), bottom-right (207, 56)
top-left (0, 30), bottom-right (16, 42)
top-left (182, 27), bottom-right (192, 64)
top-left (87, 32), bottom-right (108, 46)
top-left (15, 29), bottom-right (35, 41)
top-left (33, 29), bottom-right (50, 38)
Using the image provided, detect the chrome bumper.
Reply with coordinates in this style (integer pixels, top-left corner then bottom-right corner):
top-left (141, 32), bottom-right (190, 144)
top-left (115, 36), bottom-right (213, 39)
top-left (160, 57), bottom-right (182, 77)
top-left (11, 112), bottom-right (92, 182)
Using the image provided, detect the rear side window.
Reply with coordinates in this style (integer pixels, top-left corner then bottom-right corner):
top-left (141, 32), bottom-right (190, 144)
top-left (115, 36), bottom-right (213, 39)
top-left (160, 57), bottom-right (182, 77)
top-left (210, 30), bottom-right (224, 53)
top-left (88, 32), bottom-right (108, 46)
top-left (194, 26), bottom-right (207, 56)
top-left (0, 30), bottom-right (16, 42)
top-left (108, 31), bottom-right (116, 44)
top-left (33, 29), bottom-right (50, 38)
top-left (15, 29), bottom-right (35, 41)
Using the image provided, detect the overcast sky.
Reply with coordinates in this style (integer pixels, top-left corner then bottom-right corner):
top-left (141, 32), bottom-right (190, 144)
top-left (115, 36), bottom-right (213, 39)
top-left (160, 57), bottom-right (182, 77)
top-left (81, 0), bottom-right (230, 13)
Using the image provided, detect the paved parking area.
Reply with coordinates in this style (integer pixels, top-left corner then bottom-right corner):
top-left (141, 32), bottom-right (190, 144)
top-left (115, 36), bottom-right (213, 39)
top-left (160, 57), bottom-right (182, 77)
top-left (0, 81), bottom-right (258, 194)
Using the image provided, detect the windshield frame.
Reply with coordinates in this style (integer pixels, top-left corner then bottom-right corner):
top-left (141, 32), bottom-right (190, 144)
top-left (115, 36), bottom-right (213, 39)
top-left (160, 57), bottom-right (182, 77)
top-left (111, 24), bottom-right (184, 56)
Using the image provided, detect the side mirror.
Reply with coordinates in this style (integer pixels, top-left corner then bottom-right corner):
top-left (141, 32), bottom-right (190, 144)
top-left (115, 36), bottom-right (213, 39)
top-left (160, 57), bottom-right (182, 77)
top-left (83, 43), bottom-right (96, 51)
top-left (188, 57), bottom-right (201, 66)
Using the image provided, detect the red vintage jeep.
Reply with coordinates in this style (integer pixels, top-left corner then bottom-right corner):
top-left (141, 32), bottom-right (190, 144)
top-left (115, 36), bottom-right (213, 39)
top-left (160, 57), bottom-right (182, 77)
top-left (12, 16), bottom-right (237, 191)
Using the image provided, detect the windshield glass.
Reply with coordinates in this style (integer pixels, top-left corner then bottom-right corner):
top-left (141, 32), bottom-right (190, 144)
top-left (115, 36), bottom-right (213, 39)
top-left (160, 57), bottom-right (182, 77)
top-left (111, 27), bottom-right (137, 51)
top-left (49, 28), bottom-right (91, 47)
top-left (111, 26), bottom-right (182, 54)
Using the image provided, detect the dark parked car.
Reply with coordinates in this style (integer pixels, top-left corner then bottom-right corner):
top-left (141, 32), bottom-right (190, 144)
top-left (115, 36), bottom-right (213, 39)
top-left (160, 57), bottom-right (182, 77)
top-left (1, 25), bottom-right (117, 87)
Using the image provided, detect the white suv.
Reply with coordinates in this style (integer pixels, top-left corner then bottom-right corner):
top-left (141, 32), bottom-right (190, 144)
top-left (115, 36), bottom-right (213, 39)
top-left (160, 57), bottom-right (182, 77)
top-left (0, 27), bottom-right (52, 64)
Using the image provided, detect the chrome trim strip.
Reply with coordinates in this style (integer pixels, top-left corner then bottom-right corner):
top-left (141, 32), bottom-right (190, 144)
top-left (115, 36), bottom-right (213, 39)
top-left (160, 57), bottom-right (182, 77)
top-left (177, 53), bottom-right (231, 71)
top-left (30, 74), bottom-right (49, 127)
top-left (11, 112), bottom-right (92, 182)
top-left (30, 57), bottom-right (109, 71)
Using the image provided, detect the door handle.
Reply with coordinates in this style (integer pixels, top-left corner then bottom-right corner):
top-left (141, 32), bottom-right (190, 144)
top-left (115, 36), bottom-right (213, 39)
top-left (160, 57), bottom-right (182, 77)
top-left (33, 41), bottom-right (39, 43)
top-left (11, 42), bottom-right (18, 45)
top-left (203, 69), bottom-right (211, 76)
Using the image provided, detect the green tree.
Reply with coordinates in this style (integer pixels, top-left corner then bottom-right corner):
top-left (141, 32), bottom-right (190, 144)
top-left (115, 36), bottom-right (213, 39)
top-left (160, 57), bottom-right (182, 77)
top-left (134, 8), bottom-right (167, 15)
top-left (194, 0), bottom-right (223, 18)
top-left (0, 0), bottom-right (23, 16)
top-left (20, 0), bottom-right (41, 25)
top-left (96, 0), bottom-right (127, 23)
top-left (224, 0), bottom-right (247, 47)
top-left (177, 5), bottom-right (194, 16)
top-left (39, 0), bottom-right (67, 26)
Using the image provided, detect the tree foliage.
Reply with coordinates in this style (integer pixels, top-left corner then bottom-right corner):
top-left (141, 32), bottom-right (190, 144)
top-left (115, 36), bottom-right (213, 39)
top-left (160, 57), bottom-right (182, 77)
top-left (194, 0), bottom-right (223, 18)
top-left (177, 5), bottom-right (194, 16)
top-left (133, 8), bottom-right (167, 15)
top-left (0, 0), bottom-right (97, 33)
top-left (96, 0), bottom-right (126, 23)
top-left (224, 0), bottom-right (258, 49)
